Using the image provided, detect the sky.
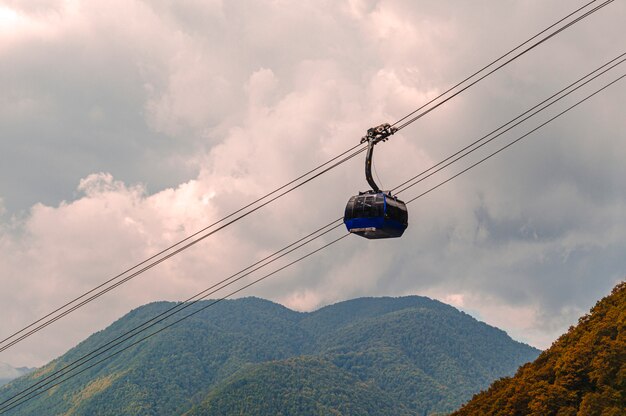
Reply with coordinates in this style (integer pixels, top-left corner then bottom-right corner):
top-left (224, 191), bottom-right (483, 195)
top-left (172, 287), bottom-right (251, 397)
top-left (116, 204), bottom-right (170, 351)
top-left (0, 0), bottom-right (624, 367)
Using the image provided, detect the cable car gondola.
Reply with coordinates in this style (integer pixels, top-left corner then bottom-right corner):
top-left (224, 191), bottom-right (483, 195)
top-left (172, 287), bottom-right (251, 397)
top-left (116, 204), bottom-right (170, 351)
top-left (343, 124), bottom-right (408, 239)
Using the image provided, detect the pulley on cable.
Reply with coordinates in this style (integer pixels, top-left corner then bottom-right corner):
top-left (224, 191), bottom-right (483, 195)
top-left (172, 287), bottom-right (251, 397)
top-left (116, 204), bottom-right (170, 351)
top-left (343, 123), bottom-right (408, 239)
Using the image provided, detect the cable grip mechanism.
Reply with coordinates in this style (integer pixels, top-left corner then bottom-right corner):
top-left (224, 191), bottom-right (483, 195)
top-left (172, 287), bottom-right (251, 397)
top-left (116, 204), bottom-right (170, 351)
top-left (360, 123), bottom-right (397, 145)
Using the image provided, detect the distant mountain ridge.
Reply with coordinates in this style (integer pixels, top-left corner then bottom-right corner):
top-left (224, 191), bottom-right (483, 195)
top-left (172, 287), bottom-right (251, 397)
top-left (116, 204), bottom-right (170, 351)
top-left (0, 363), bottom-right (33, 387)
top-left (452, 281), bottom-right (626, 415)
top-left (0, 295), bottom-right (540, 415)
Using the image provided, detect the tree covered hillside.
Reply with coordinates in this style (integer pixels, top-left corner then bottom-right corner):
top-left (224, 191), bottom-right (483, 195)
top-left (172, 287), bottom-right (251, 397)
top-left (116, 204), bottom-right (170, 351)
top-left (184, 356), bottom-right (415, 416)
top-left (0, 296), bottom-right (539, 415)
top-left (452, 281), bottom-right (625, 416)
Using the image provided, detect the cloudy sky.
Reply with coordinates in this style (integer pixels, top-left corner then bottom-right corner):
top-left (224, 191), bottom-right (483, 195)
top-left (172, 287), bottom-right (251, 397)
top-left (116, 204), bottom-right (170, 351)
top-left (1, 0), bottom-right (624, 367)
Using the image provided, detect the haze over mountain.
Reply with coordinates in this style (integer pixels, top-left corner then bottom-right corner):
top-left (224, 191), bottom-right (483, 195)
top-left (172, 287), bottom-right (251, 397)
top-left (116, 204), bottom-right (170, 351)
top-left (0, 363), bottom-right (32, 388)
top-left (452, 281), bottom-right (626, 415)
top-left (0, 295), bottom-right (539, 415)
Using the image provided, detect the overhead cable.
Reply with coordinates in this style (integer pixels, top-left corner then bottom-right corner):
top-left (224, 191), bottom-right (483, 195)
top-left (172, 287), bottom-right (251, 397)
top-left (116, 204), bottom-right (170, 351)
top-left (0, 233), bottom-right (350, 414)
top-left (392, 0), bottom-right (614, 131)
top-left (404, 73), bottom-right (625, 204)
top-left (0, 219), bottom-right (345, 412)
top-left (0, 146), bottom-right (365, 354)
top-left (393, 52), bottom-right (626, 195)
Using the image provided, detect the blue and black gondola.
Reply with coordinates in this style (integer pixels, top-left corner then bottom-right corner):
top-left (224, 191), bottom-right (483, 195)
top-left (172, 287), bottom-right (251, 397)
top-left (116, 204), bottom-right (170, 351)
top-left (344, 192), bottom-right (408, 239)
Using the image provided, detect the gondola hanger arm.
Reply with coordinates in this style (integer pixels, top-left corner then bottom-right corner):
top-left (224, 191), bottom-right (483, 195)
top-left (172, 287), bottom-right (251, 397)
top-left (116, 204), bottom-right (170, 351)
top-left (360, 123), bottom-right (397, 193)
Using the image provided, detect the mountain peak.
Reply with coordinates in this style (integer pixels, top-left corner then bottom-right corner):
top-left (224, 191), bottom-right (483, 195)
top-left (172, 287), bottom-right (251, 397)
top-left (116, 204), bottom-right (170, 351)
top-left (1, 295), bottom-right (540, 415)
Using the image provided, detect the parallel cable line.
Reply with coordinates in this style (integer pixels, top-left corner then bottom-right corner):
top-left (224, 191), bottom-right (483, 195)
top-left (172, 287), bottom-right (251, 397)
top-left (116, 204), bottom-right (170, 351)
top-left (0, 233), bottom-right (351, 414)
top-left (2, 64), bottom-right (622, 415)
top-left (393, 52), bottom-right (626, 195)
top-left (391, 0), bottom-right (600, 128)
top-left (0, 219), bottom-right (345, 411)
top-left (392, 0), bottom-right (615, 131)
top-left (0, 146), bottom-right (366, 354)
top-left (403, 73), bottom-right (625, 205)
top-left (0, 144), bottom-right (362, 352)
top-left (0, 143), bottom-right (364, 351)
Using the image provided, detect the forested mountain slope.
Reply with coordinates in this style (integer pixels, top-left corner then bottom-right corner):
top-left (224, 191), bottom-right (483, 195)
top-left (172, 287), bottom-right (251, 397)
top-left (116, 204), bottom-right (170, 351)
top-left (1, 295), bottom-right (540, 415)
top-left (452, 281), bottom-right (625, 416)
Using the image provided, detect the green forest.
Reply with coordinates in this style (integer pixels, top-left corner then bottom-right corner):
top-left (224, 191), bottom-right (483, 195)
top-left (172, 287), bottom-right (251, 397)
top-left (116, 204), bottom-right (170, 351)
top-left (0, 295), bottom-right (538, 415)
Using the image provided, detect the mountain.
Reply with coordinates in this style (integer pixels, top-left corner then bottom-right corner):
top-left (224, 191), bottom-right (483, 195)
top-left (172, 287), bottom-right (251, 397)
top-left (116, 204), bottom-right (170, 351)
top-left (0, 296), bottom-right (540, 415)
top-left (0, 363), bottom-right (32, 387)
top-left (184, 356), bottom-right (416, 416)
top-left (451, 281), bottom-right (626, 415)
